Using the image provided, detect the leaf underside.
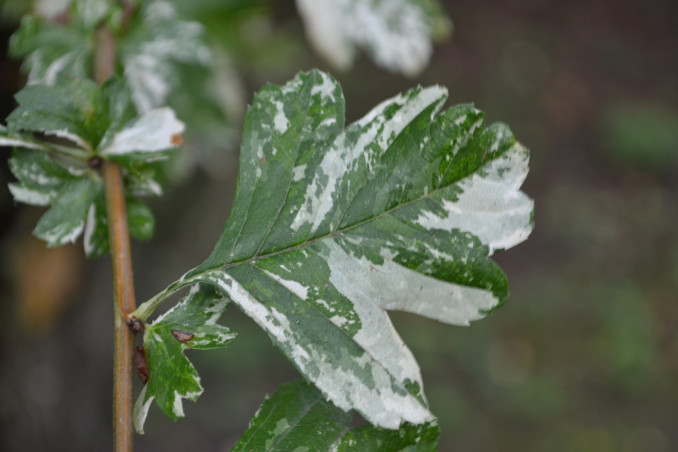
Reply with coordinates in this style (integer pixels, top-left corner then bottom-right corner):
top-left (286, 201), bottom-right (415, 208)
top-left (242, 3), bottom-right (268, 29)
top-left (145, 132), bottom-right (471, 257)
top-left (232, 379), bottom-right (439, 451)
top-left (146, 69), bottom-right (534, 430)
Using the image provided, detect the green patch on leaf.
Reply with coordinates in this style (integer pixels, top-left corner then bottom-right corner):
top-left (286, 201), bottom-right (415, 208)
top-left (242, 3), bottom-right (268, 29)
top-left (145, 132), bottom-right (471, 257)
top-left (134, 283), bottom-right (235, 433)
top-left (232, 379), bottom-right (439, 451)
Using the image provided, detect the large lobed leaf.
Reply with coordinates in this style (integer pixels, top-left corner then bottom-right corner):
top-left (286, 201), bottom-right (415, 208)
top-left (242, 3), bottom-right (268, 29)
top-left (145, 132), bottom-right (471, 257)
top-left (232, 379), bottom-right (439, 451)
top-left (139, 69), bottom-right (534, 430)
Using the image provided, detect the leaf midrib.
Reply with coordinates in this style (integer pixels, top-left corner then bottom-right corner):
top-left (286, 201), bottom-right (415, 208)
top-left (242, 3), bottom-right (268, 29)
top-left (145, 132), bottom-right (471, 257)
top-left (204, 144), bottom-right (513, 273)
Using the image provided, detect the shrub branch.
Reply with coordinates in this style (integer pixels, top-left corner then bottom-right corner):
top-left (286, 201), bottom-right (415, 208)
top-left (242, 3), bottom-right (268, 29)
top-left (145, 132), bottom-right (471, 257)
top-left (96, 25), bottom-right (137, 452)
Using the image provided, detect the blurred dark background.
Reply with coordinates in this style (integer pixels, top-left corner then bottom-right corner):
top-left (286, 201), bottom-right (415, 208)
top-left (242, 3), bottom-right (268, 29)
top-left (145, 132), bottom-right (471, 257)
top-left (1, 0), bottom-right (677, 451)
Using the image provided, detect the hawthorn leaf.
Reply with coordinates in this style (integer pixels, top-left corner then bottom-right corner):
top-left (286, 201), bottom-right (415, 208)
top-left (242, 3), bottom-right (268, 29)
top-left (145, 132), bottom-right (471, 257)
top-left (119, 1), bottom-right (210, 113)
top-left (83, 193), bottom-right (109, 258)
top-left (142, 69), bottom-right (534, 430)
top-left (99, 107), bottom-right (185, 161)
top-left (7, 148), bottom-right (82, 206)
top-left (81, 196), bottom-right (155, 258)
top-left (232, 379), bottom-right (439, 452)
top-left (9, 15), bottom-right (92, 86)
top-left (34, 177), bottom-right (100, 247)
top-left (6, 79), bottom-right (106, 151)
top-left (296, 0), bottom-right (451, 77)
top-left (133, 283), bottom-right (235, 433)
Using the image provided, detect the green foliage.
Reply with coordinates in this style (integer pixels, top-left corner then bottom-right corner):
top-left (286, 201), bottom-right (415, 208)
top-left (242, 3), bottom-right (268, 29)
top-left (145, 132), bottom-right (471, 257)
top-left (135, 69), bottom-right (533, 431)
top-left (134, 283), bottom-right (235, 433)
top-left (3, 1), bottom-right (535, 448)
top-left (0, 77), bottom-right (182, 255)
top-left (233, 380), bottom-right (440, 451)
top-left (10, 0), bottom-right (208, 113)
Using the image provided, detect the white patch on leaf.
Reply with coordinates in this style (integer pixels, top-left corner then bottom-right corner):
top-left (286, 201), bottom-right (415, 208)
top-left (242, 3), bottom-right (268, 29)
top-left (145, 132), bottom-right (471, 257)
top-left (101, 107), bottom-right (185, 156)
top-left (8, 183), bottom-right (51, 206)
top-left (324, 239), bottom-right (498, 326)
top-left (133, 386), bottom-right (155, 434)
top-left (292, 164), bottom-right (307, 182)
top-left (38, 220), bottom-right (85, 246)
top-left (310, 71), bottom-right (339, 102)
top-left (273, 101), bottom-right (289, 134)
top-left (262, 269), bottom-right (310, 300)
top-left (172, 392), bottom-right (185, 417)
top-left (416, 144), bottom-right (533, 254)
top-left (0, 136), bottom-right (49, 151)
top-left (83, 203), bottom-right (98, 255)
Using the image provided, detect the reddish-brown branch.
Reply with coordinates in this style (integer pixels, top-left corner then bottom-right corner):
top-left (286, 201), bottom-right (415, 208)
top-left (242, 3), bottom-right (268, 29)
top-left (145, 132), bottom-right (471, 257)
top-left (104, 160), bottom-right (136, 452)
top-left (96, 26), bottom-right (136, 452)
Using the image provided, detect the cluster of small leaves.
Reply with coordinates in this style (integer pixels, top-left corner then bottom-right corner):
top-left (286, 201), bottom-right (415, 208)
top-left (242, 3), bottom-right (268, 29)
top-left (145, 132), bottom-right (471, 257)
top-left (10, 0), bottom-right (209, 112)
top-left (134, 283), bottom-right (235, 433)
top-left (1, 0), bottom-right (206, 255)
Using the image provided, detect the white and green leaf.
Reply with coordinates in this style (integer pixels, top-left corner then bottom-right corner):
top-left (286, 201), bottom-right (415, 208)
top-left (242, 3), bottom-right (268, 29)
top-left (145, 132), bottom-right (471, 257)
top-left (119, 0), bottom-right (210, 113)
top-left (34, 177), bottom-right (100, 247)
top-left (3, 78), bottom-right (180, 253)
top-left (296, 0), bottom-right (451, 77)
top-left (99, 107), bottom-right (185, 161)
top-left (5, 79), bottom-right (107, 152)
top-left (9, 15), bottom-right (92, 86)
top-left (134, 283), bottom-right (235, 433)
top-left (7, 148), bottom-right (82, 206)
top-left (140, 70), bottom-right (534, 429)
top-left (232, 379), bottom-right (439, 451)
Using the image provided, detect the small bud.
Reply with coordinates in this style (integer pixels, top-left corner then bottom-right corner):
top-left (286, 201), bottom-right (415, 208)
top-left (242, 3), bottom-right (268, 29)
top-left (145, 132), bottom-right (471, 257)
top-left (88, 156), bottom-right (103, 169)
top-left (128, 317), bottom-right (144, 334)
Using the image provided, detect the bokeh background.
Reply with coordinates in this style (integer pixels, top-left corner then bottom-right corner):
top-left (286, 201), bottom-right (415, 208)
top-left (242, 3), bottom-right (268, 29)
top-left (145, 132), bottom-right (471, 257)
top-left (1, 0), bottom-right (677, 451)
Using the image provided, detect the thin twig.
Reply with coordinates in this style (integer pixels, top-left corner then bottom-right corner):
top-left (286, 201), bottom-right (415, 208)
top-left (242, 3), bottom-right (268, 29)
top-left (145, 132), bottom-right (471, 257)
top-left (95, 26), bottom-right (136, 452)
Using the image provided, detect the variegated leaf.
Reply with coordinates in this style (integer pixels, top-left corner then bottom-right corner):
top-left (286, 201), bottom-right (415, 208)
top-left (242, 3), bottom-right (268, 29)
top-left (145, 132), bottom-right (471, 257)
top-left (140, 70), bottom-right (534, 429)
top-left (3, 78), bottom-right (179, 253)
top-left (99, 107), bottom-right (185, 161)
top-left (9, 15), bottom-right (92, 86)
top-left (134, 283), bottom-right (235, 433)
top-left (119, 1), bottom-right (210, 113)
top-left (296, 0), bottom-right (451, 77)
top-left (34, 177), bottom-right (100, 247)
top-left (232, 379), bottom-right (439, 451)
top-left (7, 148), bottom-right (82, 206)
top-left (6, 79), bottom-right (109, 152)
